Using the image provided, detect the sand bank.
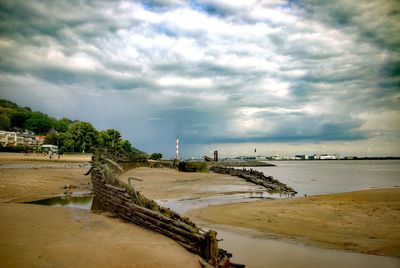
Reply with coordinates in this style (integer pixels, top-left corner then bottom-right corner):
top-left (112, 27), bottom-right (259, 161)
top-left (119, 166), bottom-right (265, 199)
top-left (0, 156), bottom-right (202, 268)
top-left (120, 167), bottom-right (400, 256)
top-left (187, 188), bottom-right (400, 257)
top-left (0, 166), bottom-right (91, 202)
top-left (0, 203), bottom-right (201, 268)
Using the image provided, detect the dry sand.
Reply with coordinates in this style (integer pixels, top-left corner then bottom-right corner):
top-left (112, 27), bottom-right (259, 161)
top-left (0, 152), bottom-right (92, 163)
top-left (0, 154), bottom-right (201, 268)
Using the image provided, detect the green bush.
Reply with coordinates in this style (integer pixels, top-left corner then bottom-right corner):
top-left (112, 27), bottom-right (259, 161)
top-left (178, 162), bottom-right (208, 172)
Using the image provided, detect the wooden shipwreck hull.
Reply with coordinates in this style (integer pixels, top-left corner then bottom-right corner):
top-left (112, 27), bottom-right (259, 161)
top-left (90, 153), bottom-right (238, 267)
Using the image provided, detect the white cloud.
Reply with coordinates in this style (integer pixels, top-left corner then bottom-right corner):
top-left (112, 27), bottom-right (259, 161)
top-left (0, 0), bottom-right (399, 157)
top-left (158, 76), bottom-right (213, 88)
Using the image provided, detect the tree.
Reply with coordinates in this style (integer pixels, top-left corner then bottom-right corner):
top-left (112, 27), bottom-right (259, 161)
top-left (62, 121), bottom-right (98, 153)
top-left (11, 109), bottom-right (32, 129)
top-left (0, 114), bottom-right (11, 130)
top-left (150, 153), bottom-right (162, 160)
top-left (24, 112), bottom-right (53, 134)
top-left (55, 118), bottom-right (73, 133)
top-left (44, 132), bottom-right (65, 148)
top-left (97, 129), bottom-right (122, 148)
top-left (118, 139), bottom-right (133, 152)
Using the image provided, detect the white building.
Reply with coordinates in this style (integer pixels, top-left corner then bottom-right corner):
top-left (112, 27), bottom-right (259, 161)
top-left (0, 131), bottom-right (18, 146)
top-left (316, 154), bottom-right (338, 160)
top-left (0, 131), bottom-right (37, 147)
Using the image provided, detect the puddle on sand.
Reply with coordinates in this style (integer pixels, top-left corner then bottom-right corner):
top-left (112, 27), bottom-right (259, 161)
top-left (213, 227), bottom-right (400, 268)
top-left (29, 195), bottom-right (93, 210)
top-left (156, 191), bottom-right (285, 214)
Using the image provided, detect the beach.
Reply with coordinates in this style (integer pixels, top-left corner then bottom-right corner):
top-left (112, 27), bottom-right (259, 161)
top-left (121, 166), bottom-right (400, 257)
top-left (1, 153), bottom-right (400, 267)
top-left (0, 153), bottom-right (202, 268)
top-left (187, 188), bottom-right (400, 257)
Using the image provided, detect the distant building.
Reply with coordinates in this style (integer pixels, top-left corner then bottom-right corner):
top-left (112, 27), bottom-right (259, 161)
top-left (213, 150), bottom-right (218, 162)
top-left (295, 154), bottom-right (306, 160)
top-left (0, 130), bottom-right (38, 147)
top-left (315, 154), bottom-right (338, 160)
top-left (0, 131), bottom-right (18, 146)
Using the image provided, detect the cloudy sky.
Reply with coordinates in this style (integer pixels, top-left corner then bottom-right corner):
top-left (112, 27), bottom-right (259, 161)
top-left (1, 0), bottom-right (399, 158)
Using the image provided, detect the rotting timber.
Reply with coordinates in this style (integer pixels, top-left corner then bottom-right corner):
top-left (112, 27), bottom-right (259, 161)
top-left (210, 166), bottom-right (297, 196)
top-left (89, 150), bottom-right (241, 268)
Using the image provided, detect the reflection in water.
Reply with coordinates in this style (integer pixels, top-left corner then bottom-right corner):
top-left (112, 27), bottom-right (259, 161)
top-left (156, 192), bottom-right (277, 214)
top-left (214, 227), bottom-right (400, 268)
top-left (29, 195), bottom-right (93, 210)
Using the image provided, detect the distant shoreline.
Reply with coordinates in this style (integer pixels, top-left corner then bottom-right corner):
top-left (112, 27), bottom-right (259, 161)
top-left (265, 157), bottom-right (400, 161)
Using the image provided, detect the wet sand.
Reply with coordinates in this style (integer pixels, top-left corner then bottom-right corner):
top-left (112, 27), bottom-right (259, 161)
top-left (0, 155), bottom-right (201, 268)
top-left (121, 167), bottom-right (400, 257)
top-left (0, 203), bottom-right (201, 268)
top-left (0, 167), bottom-right (91, 202)
top-left (119, 166), bottom-right (265, 199)
top-left (2, 154), bottom-right (399, 265)
top-left (187, 188), bottom-right (400, 257)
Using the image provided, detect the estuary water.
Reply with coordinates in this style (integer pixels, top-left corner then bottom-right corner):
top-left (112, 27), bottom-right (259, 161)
top-left (202, 160), bottom-right (400, 268)
top-left (257, 160), bottom-right (400, 196)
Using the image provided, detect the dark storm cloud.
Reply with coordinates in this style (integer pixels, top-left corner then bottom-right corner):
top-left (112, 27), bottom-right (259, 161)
top-left (0, 0), bottom-right (399, 157)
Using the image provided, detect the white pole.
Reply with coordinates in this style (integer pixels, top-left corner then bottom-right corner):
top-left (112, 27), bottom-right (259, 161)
top-left (176, 139), bottom-right (179, 160)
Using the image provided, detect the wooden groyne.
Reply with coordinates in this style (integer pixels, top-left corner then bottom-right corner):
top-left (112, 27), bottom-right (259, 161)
top-left (90, 151), bottom-right (239, 267)
top-left (210, 166), bottom-right (297, 196)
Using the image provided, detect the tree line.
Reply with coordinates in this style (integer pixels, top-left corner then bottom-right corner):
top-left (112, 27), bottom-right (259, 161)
top-left (0, 99), bottom-right (147, 156)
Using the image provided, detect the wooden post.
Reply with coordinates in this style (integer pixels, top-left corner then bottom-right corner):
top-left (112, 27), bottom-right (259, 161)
top-left (205, 230), bottom-right (218, 266)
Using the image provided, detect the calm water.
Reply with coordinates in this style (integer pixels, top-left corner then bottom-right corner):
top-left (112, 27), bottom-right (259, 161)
top-left (215, 227), bottom-right (400, 268)
top-left (258, 160), bottom-right (400, 196)
top-left (204, 160), bottom-right (400, 267)
top-left (30, 195), bottom-right (93, 210)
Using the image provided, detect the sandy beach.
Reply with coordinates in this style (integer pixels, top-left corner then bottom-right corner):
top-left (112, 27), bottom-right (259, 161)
top-left (0, 154), bottom-right (201, 268)
top-left (0, 152), bottom-right (92, 163)
top-left (187, 188), bottom-right (400, 257)
top-left (1, 153), bottom-right (400, 267)
top-left (121, 167), bottom-right (400, 257)
top-left (119, 166), bottom-right (265, 199)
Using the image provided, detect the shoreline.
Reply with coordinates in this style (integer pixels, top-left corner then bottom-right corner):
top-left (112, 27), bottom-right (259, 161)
top-left (186, 188), bottom-right (400, 257)
top-left (1, 153), bottom-right (399, 265)
top-left (119, 166), bottom-right (400, 257)
top-left (0, 155), bottom-right (202, 268)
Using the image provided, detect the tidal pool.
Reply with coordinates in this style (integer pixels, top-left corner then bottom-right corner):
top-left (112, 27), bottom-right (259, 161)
top-left (29, 195), bottom-right (93, 210)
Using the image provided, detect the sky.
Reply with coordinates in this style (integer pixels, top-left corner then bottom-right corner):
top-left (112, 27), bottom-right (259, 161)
top-left (0, 0), bottom-right (399, 158)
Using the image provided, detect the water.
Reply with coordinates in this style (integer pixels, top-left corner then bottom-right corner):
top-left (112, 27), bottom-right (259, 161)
top-left (30, 195), bottom-right (93, 210)
top-left (257, 160), bottom-right (400, 196)
top-left (178, 160), bottom-right (400, 267)
top-left (215, 226), bottom-right (400, 268)
top-left (156, 192), bottom-right (276, 214)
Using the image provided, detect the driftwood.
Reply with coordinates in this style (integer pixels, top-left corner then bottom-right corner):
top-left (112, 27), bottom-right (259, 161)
top-left (90, 151), bottom-right (236, 267)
